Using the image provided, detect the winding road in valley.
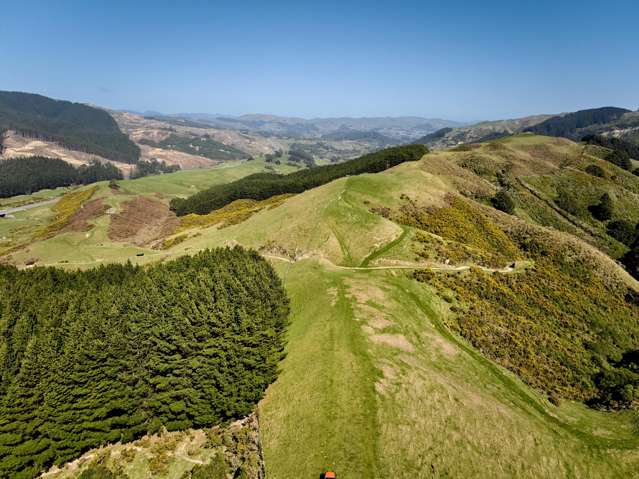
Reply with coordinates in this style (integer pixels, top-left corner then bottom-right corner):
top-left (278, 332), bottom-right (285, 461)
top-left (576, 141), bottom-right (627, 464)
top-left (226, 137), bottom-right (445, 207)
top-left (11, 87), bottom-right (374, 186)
top-left (0, 198), bottom-right (58, 216)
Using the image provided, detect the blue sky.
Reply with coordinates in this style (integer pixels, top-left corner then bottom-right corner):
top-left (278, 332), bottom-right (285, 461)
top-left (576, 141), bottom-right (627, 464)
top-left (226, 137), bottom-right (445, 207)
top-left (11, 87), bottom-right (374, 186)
top-left (1, 0), bottom-right (637, 120)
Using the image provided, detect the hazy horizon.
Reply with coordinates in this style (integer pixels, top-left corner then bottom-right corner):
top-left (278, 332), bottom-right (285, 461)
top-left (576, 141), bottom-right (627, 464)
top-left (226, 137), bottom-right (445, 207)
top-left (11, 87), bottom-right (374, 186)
top-left (2, 0), bottom-right (638, 121)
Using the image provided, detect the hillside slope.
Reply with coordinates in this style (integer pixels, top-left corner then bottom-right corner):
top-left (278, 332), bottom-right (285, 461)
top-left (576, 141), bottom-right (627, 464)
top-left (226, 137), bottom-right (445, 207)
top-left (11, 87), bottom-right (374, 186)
top-left (420, 107), bottom-right (639, 151)
top-left (526, 107), bottom-right (633, 139)
top-left (2, 135), bottom-right (639, 478)
top-left (0, 91), bottom-right (139, 163)
top-left (417, 115), bottom-right (552, 148)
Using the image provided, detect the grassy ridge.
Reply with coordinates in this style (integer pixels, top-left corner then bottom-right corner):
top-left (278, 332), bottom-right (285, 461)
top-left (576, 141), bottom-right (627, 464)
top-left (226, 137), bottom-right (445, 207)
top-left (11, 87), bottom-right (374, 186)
top-left (170, 145), bottom-right (428, 216)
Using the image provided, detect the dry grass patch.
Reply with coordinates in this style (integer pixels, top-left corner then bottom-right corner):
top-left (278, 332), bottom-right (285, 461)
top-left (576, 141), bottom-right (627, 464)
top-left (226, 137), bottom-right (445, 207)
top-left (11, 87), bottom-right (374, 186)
top-left (369, 333), bottom-right (415, 352)
top-left (41, 414), bottom-right (264, 479)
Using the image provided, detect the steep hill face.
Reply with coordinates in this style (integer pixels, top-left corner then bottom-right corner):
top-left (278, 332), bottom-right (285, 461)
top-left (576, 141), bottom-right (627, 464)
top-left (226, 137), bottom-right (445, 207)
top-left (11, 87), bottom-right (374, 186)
top-left (525, 106), bottom-right (632, 139)
top-left (0, 130), bottom-right (137, 177)
top-left (0, 91), bottom-right (139, 163)
top-left (2, 135), bottom-right (639, 478)
top-left (418, 107), bottom-right (639, 153)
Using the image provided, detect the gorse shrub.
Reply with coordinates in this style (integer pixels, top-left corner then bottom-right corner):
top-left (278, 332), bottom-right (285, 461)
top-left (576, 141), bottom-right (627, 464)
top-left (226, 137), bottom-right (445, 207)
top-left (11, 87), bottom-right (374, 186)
top-left (0, 247), bottom-right (289, 478)
top-left (413, 226), bottom-right (639, 406)
top-left (585, 164), bottom-right (605, 178)
top-left (36, 186), bottom-right (99, 238)
top-left (398, 198), bottom-right (639, 407)
top-left (491, 190), bottom-right (515, 214)
top-left (589, 193), bottom-right (614, 221)
top-left (606, 220), bottom-right (638, 247)
top-left (397, 195), bottom-right (521, 268)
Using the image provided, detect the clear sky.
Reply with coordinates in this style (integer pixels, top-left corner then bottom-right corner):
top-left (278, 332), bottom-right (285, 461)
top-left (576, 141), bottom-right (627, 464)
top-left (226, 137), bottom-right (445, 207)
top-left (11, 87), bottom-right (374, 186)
top-left (1, 0), bottom-right (637, 120)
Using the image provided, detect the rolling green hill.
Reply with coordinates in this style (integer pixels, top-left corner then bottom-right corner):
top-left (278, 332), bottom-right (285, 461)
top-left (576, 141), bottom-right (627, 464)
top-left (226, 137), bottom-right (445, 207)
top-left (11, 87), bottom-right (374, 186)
top-left (2, 135), bottom-right (639, 478)
top-left (170, 144), bottom-right (428, 216)
top-left (0, 91), bottom-right (140, 163)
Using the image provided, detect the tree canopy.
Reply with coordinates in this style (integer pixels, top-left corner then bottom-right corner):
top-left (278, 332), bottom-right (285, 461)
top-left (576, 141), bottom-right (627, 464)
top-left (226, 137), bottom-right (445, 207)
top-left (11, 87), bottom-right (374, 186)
top-left (0, 157), bottom-right (122, 198)
top-left (0, 247), bottom-right (289, 478)
top-left (131, 159), bottom-right (180, 179)
top-left (589, 193), bottom-right (614, 221)
top-left (491, 190), bottom-right (515, 214)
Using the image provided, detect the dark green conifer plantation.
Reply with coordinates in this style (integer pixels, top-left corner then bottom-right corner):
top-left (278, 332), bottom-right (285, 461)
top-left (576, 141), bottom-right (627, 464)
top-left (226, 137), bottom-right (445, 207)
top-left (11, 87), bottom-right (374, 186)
top-left (0, 157), bottom-right (123, 198)
top-left (0, 247), bottom-right (289, 478)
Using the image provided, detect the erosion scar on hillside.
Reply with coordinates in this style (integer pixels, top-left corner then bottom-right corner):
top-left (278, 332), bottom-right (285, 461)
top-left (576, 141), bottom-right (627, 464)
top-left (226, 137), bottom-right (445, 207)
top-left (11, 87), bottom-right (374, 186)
top-left (108, 196), bottom-right (179, 246)
top-left (62, 198), bottom-right (109, 233)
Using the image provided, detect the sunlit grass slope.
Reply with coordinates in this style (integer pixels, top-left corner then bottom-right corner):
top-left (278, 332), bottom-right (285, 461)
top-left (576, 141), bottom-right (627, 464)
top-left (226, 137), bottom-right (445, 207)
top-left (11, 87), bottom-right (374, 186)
top-left (3, 136), bottom-right (639, 478)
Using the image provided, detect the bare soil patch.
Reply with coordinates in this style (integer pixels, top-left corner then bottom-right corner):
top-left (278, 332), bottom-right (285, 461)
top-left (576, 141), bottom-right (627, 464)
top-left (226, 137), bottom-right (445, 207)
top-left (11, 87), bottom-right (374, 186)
top-left (108, 196), bottom-right (179, 246)
top-left (346, 278), bottom-right (386, 303)
top-left (138, 144), bottom-right (216, 169)
top-left (1, 130), bottom-right (135, 175)
top-left (369, 333), bottom-right (415, 352)
top-left (62, 198), bottom-right (108, 233)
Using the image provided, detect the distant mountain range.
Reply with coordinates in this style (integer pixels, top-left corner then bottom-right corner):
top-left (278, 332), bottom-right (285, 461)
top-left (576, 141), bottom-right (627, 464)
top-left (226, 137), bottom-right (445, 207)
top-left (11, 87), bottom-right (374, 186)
top-left (3, 89), bottom-right (638, 180)
top-left (145, 113), bottom-right (462, 141)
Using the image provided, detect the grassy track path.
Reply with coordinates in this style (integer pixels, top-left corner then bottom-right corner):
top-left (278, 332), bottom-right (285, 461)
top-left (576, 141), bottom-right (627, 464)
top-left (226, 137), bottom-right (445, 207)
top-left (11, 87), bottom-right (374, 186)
top-left (359, 226), bottom-right (409, 267)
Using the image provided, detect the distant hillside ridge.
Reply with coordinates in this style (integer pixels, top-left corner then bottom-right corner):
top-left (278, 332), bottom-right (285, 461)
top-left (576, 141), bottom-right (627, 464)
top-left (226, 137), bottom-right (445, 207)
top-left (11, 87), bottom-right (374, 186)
top-left (170, 144), bottom-right (428, 216)
top-left (320, 128), bottom-right (398, 145)
top-left (526, 107), bottom-right (632, 139)
top-left (418, 115), bottom-right (553, 149)
top-left (0, 91), bottom-right (140, 163)
top-left (413, 127), bottom-right (454, 144)
top-left (166, 113), bottom-right (460, 141)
